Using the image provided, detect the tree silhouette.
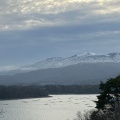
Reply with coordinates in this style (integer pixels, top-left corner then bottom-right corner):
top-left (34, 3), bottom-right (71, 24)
top-left (96, 75), bottom-right (120, 112)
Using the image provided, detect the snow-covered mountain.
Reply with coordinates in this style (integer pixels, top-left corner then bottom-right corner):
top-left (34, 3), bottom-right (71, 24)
top-left (22, 52), bottom-right (120, 70)
top-left (0, 52), bottom-right (120, 85)
top-left (0, 52), bottom-right (120, 75)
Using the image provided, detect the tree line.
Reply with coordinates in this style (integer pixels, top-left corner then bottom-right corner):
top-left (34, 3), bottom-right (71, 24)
top-left (44, 85), bottom-right (99, 94)
top-left (0, 85), bottom-right (48, 99)
top-left (0, 85), bottom-right (99, 99)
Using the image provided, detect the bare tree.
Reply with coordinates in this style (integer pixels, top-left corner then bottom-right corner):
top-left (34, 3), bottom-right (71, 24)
top-left (74, 110), bottom-right (115, 120)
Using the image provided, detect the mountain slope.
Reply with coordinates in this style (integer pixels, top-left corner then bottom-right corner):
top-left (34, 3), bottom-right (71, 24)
top-left (22, 52), bottom-right (120, 70)
top-left (1, 52), bottom-right (120, 76)
top-left (0, 62), bottom-right (120, 85)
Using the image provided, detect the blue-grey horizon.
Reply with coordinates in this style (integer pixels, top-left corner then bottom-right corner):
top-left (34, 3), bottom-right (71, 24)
top-left (0, 0), bottom-right (120, 71)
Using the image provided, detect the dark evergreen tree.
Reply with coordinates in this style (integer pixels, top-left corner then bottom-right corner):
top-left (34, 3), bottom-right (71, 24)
top-left (96, 75), bottom-right (120, 111)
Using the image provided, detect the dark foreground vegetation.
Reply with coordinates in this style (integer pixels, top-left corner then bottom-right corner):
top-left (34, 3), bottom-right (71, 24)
top-left (74, 110), bottom-right (115, 120)
top-left (75, 75), bottom-right (120, 120)
top-left (0, 85), bottom-right (99, 99)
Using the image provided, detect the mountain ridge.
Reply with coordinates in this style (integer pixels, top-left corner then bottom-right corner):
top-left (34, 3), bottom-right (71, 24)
top-left (0, 52), bottom-right (120, 85)
top-left (0, 52), bottom-right (120, 75)
top-left (22, 52), bottom-right (120, 70)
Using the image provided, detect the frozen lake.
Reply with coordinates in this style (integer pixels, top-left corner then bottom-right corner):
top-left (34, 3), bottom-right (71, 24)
top-left (0, 94), bottom-right (97, 120)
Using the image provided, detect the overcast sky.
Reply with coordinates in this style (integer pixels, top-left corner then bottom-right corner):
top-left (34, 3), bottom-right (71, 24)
top-left (0, 0), bottom-right (120, 70)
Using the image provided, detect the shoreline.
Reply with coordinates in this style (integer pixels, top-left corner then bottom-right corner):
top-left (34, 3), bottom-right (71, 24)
top-left (0, 93), bottom-right (98, 101)
top-left (0, 95), bottom-right (52, 101)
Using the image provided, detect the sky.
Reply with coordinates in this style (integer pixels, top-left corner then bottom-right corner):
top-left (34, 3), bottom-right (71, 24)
top-left (0, 0), bottom-right (120, 70)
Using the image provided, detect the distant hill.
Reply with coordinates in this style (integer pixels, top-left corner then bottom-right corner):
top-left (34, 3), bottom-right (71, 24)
top-left (0, 62), bottom-right (120, 85)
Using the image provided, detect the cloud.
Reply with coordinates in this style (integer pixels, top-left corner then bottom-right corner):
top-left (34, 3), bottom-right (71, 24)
top-left (0, 66), bottom-right (18, 72)
top-left (0, 21), bottom-right (119, 44)
top-left (0, 0), bottom-right (120, 30)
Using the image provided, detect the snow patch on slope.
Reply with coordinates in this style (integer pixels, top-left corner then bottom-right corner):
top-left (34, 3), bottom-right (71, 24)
top-left (22, 52), bottom-right (120, 70)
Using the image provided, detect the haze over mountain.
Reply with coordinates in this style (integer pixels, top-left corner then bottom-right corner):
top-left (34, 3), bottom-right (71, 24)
top-left (0, 52), bottom-right (120, 85)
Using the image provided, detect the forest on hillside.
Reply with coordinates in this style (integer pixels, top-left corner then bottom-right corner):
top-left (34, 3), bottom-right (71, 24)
top-left (0, 85), bottom-right (99, 99)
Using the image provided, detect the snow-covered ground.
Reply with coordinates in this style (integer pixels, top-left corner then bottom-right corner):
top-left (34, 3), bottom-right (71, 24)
top-left (0, 94), bottom-right (97, 120)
